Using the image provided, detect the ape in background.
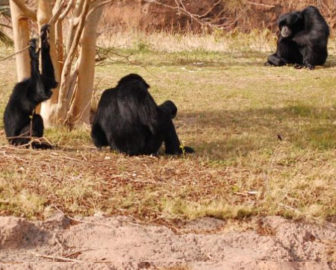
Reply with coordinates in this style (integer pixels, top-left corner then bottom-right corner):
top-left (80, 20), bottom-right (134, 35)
top-left (267, 6), bottom-right (329, 69)
top-left (91, 74), bottom-right (194, 156)
top-left (3, 24), bottom-right (57, 149)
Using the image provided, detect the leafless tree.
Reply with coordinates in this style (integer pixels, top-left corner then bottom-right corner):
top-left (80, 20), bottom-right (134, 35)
top-left (9, 0), bottom-right (109, 127)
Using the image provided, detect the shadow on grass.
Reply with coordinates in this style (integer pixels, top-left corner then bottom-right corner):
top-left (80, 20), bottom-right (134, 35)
top-left (103, 50), bottom-right (336, 69)
top-left (104, 51), bottom-right (269, 68)
top-left (179, 105), bottom-right (336, 159)
top-left (324, 55), bottom-right (336, 68)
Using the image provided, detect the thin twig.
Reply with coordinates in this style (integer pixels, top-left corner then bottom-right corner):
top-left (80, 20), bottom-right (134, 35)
top-left (30, 252), bottom-right (84, 263)
top-left (31, 251), bottom-right (112, 263)
top-left (59, 0), bottom-right (75, 20)
top-left (53, 206), bottom-right (119, 229)
top-left (246, 1), bottom-right (275, 8)
top-left (0, 45), bottom-right (29, 62)
top-left (145, 0), bottom-right (230, 30)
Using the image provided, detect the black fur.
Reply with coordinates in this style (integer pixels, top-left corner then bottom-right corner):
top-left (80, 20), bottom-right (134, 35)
top-left (267, 6), bottom-right (329, 69)
top-left (91, 74), bottom-right (194, 156)
top-left (3, 24), bottom-right (57, 148)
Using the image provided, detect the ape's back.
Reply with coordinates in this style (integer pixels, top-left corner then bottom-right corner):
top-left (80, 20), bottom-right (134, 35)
top-left (92, 76), bottom-right (160, 155)
top-left (302, 6), bottom-right (329, 38)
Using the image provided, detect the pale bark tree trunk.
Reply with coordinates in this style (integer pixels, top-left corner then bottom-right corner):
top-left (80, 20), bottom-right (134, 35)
top-left (37, 0), bottom-right (61, 126)
top-left (9, 0), bottom-right (105, 128)
top-left (9, 0), bottom-right (30, 81)
top-left (66, 0), bottom-right (84, 54)
top-left (67, 5), bottom-right (103, 125)
top-left (56, 0), bottom-right (90, 124)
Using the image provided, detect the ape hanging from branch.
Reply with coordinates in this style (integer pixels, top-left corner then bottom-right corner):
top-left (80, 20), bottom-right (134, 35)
top-left (3, 24), bottom-right (57, 148)
top-left (8, 0), bottom-right (106, 127)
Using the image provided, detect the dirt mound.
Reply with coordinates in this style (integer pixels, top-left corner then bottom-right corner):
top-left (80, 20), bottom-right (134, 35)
top-left (0, 215), bottom-right (335, 269)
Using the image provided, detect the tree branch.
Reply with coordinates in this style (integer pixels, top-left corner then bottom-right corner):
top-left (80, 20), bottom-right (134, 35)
top-left (144, 0), bottom-right (232, 30)
top-left (59, 0), bottom-right (75, 20)
top-left (57, 0), bottom-right (90, 123)
top-left (10, 0), bottom-right (36, 20)
top-left (49, 0), bottom-right (66, 25)
top-left (246, 1), bottom-right (275, 8)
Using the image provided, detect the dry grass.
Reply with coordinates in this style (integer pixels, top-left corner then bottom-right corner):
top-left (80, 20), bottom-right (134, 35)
top-left (0, 32), bottom-right (336, 224)
top-left (97, 29), bottom-right (277, 53)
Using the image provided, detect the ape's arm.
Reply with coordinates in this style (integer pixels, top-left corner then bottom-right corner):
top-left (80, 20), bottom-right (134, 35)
top-left (292, 31), bottom-right (310, 46)
top-left (29, 39), bottom-right (39, 79)
top-left (40, 24), bottom-right (58, 89)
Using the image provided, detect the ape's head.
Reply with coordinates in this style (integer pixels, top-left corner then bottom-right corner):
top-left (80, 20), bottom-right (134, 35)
top-left (160, 100), bottom-right (177, 119)
top-left (278, 11), bottom-right (304, 38)
top-left (117, 74), bottom-right (150, 89)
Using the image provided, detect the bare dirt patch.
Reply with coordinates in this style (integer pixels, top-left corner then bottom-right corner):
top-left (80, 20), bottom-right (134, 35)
top-left (0, 215), bottom-right (335, 269)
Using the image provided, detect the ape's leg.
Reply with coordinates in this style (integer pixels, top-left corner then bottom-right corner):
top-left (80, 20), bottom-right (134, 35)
top-left (91, 122), bottom-right (108, 148)
top-left (267, 38), bottom-right (302, 66)
top-left (8, 125), bottom-right (30, 146)
top-left (163, 120), bottom-right (183, 154)
top-left (267, 38), bottom-right (290, 66)
top-left (134, 110), bottom-right (179, 155)
top-left (141, 133), bottom-right (163, 155)
top-left (31, 114), bottom-right (44, 137)
top-left (303, 60), bottom-right (315, 70)
top-left (301, 46), bottom-right (323, 69)
top-left (30, 114), bottom-right (52, 149)
top-left (163, 120), bottom-right (194, 154)
top-left (157, 111), bottom-right (194, 155)
top-left (267, 53), bottom-right (287, 66)
top-left (8, 114), bottom-right (42, 147)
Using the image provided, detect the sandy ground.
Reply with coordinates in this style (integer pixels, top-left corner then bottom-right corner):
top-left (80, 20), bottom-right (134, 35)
top-left (0, 214), bottom-right (335, 270)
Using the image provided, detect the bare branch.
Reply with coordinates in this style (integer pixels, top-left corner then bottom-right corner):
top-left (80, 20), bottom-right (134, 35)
top-left (246, 1), bottom-right (275, 8)
top-left (0, 45), bottom-right (29, 62)
top-left (59, 0), bottom-right (75, 20)
top-left (145, 0), bottom-right (231, 30)
top-left (49, 0), bottom-right (66, 25)
top-left (198, 0), bottom-right (222, 19)
top-left (0, 23), bottom-right (12, 29)
top-left (86, 0), bottom-right (114, 18)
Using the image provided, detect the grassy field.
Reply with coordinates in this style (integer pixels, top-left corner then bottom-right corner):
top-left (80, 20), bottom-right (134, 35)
top-left (0, 33), bottom-right (336, 224)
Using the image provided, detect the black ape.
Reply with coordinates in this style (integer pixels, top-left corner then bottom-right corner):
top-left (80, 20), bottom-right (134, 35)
top-left (3, 25), bottom-right (57, 148)
top-left (267, 6), bottom-right (329, 69)
top-left (91, 74), bottom-right (194, 156)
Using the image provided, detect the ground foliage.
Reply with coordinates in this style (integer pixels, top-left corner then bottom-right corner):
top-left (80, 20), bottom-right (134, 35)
top-left (0, 34), bottom-right (336, 224)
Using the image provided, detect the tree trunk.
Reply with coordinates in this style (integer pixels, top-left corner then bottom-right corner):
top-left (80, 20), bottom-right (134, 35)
top-left (9, 0), bottom-right (104, 128)
top-left (9, 0), bottom-right (30, 81)
top-left (38, 0), bottom-right (61, 127)
top-left (68, 5), bottom-right (103, 125)
top-left (56, 0), bottom-right (90, 124)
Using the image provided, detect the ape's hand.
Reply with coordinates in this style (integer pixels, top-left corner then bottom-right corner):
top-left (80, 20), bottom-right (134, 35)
top-left (40, 24), bottom-right (50, 50)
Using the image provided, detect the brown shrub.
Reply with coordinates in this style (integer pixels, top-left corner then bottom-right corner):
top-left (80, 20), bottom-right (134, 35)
top-left (100, 0), bottom-right (336, 33)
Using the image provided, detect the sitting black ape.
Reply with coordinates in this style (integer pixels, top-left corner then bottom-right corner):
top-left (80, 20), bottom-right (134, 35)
top-left (267, 6), bottom-right (329, 69)
top-left (91, 74), bottom-right (194, 156)
top-left (3, 25), bottom-right (57, 148)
